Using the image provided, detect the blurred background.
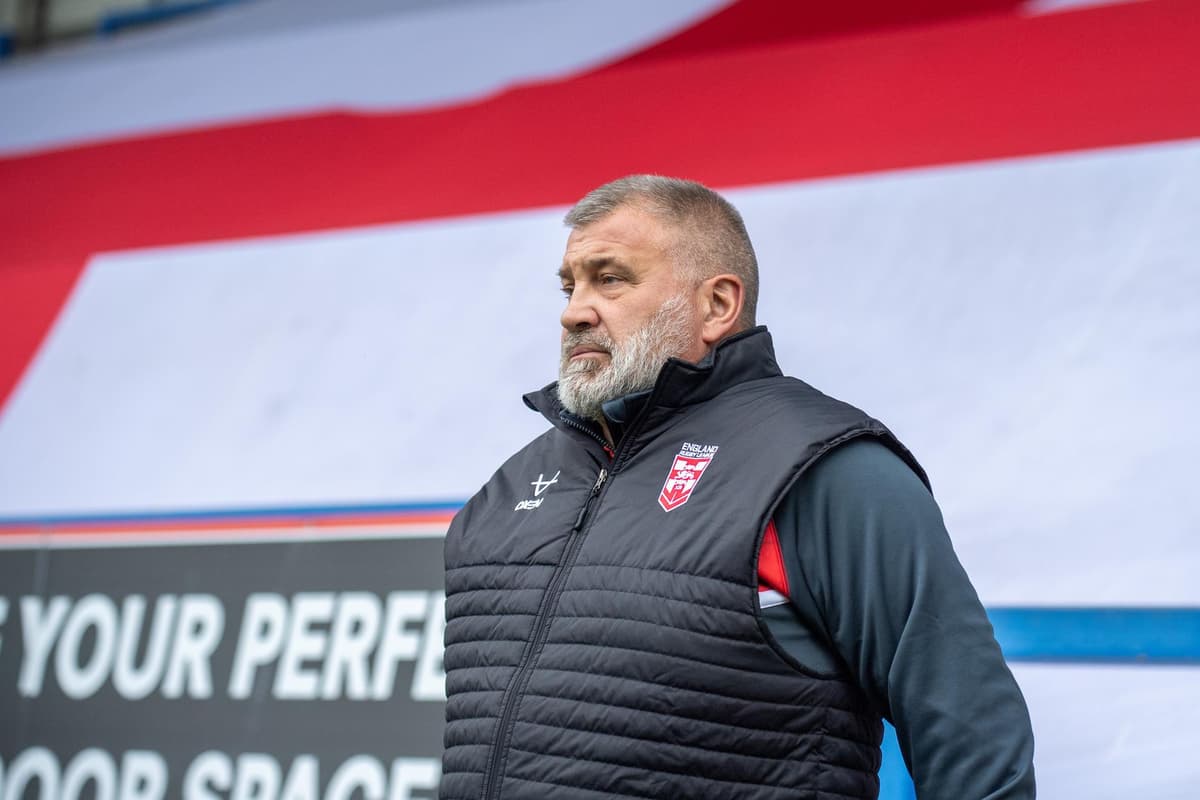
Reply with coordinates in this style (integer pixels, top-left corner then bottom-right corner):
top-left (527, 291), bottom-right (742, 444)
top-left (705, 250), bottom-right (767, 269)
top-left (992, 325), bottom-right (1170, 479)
top-left (1, 1), bottom-right (1198, 798)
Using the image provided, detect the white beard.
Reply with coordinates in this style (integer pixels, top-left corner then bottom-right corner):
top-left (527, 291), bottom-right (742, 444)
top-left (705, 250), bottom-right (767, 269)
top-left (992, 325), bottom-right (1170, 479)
top-left (557, 293), bottom-right (696, 421)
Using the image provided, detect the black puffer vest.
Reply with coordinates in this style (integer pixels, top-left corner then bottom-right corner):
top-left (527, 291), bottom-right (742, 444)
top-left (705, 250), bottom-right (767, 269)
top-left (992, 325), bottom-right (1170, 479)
top-left (442, 328), bottom-right (926, 800)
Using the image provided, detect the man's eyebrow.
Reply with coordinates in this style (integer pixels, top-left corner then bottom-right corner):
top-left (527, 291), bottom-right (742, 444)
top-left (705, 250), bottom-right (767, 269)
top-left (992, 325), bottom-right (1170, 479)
top-left (558, 256), bottom-right (618, 281)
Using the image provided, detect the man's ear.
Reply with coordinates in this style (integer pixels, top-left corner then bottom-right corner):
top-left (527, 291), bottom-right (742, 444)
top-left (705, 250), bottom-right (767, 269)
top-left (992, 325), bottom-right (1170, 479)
top-left (699, 274), bottom-right (745, 346)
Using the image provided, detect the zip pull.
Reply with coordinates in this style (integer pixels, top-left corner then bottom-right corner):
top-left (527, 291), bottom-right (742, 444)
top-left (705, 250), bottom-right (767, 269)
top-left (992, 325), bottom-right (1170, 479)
top-left (572, 468), bottom-right (608, 531)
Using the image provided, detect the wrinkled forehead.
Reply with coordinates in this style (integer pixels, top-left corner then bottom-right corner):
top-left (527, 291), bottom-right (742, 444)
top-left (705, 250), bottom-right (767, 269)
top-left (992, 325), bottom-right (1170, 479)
top-left (560, 204), bottom-right (683, 270)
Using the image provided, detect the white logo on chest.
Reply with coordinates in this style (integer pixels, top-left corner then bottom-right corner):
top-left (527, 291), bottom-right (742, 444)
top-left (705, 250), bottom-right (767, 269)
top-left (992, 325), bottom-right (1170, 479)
top-left (515, 471), bottom-right (560, 511)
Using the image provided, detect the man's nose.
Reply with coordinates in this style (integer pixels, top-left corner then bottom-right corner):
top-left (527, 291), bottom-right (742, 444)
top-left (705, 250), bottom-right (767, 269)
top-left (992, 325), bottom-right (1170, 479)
top-left (561, 286), bottom-right (600, 331)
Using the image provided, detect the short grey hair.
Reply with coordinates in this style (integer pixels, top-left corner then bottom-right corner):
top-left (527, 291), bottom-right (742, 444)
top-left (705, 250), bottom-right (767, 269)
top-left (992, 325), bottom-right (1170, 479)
top-left (564, 175), bottom-right (759, 328)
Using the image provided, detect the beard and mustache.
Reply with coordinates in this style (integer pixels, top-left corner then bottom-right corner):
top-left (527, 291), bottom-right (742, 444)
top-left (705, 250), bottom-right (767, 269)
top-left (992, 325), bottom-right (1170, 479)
top-left (556, 293), bottom-right (696, 421)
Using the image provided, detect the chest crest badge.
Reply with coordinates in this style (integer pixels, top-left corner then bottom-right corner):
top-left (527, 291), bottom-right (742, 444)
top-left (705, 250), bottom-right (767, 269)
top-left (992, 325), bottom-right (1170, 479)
top-left (658, 443), bottom-right (719, 512)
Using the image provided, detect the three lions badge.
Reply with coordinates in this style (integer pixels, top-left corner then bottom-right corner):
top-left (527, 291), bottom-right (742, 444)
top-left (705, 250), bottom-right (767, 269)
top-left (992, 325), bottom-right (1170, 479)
top-left (658, 443), bottom-right (718, 512)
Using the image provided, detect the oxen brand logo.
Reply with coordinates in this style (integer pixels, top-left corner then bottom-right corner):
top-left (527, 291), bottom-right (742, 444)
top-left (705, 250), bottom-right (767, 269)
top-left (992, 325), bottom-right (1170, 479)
top-left (658, 443), bottom-right (718, 512)
top-left (515, 471), bottom-right (559, 511)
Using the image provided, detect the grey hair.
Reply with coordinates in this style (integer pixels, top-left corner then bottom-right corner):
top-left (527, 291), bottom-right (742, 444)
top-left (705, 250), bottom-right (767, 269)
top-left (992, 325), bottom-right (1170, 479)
top-left (563, 175), bottom-right (759, 329)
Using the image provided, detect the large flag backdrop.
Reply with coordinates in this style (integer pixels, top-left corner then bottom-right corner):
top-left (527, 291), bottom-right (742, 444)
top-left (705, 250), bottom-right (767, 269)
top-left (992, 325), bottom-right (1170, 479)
top-left (1, 0), bottom-right (1198, 797)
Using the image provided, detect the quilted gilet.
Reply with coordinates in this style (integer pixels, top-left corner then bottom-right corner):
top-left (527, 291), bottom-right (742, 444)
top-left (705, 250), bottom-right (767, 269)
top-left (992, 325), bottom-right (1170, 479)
top-left (441, 328), bottom-right (926, 800)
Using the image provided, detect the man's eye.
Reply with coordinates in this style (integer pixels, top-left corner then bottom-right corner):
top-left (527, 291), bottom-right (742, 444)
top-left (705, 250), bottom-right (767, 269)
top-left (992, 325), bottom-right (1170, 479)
top-left (599, 274), bottom-right (621, 285)
top-left (560, 286), bottom-right (574, 297)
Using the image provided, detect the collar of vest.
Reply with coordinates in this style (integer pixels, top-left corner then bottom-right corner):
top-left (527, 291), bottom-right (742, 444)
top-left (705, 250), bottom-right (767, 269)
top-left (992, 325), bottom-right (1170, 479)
top-left (524, 326), bottom-right (783, 426)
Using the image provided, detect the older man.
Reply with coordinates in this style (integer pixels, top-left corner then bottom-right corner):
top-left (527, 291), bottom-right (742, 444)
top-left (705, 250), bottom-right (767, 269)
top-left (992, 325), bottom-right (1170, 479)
top-left (441, 176), bottom-right (1035, 799)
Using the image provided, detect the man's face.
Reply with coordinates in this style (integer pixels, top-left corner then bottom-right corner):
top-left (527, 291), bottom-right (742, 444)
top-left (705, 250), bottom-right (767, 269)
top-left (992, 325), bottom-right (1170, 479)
top-left (556, 205), bottom-right (706, 419)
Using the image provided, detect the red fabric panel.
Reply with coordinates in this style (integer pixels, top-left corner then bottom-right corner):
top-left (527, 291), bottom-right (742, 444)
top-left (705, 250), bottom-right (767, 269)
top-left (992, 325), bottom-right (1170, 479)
top-left (758, 519), bottom-right (790, 596)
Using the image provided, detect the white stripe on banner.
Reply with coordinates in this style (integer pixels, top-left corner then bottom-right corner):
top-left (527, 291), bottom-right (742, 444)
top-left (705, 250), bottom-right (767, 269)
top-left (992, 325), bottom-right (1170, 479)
top-left (1024, 0), bottom-right (1142, 15)
top-left (0, 0), bottom-right (728, 155)
top-left (1012, 663), bottom-right (1200, 799)
top-left (1, 139), bottom-right (1198, 607)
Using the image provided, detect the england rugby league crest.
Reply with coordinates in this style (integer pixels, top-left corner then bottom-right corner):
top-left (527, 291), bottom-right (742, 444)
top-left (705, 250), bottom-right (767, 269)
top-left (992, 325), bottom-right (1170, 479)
top-left (658, 443), bottom-right (719, 512)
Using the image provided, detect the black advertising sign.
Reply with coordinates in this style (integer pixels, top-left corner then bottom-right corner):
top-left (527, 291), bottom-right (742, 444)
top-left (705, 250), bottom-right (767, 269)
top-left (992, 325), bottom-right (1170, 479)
top-left (0, 529), bottom-right (448, 800)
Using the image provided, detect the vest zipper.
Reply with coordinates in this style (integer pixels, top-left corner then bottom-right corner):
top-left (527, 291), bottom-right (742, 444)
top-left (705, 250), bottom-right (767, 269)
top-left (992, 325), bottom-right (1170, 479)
top-left (559, 413), bottom-right (616, 459)
top-left (480, 467), bottom-right (609, 800)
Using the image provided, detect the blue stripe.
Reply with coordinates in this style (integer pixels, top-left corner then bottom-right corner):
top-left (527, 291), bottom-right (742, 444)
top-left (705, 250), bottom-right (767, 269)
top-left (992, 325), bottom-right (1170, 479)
top-left (3, 508), bottom-right (1198, 665)
top-left (989, 607), bottom-right (1200, 664)
top-left (0, 500), bottom-right (464, 527)
top-left (880, 722), bottom-right (917, 800)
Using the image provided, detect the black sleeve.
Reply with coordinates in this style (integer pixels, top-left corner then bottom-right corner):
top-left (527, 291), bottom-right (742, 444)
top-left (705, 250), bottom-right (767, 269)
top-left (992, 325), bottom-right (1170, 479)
top-left (774, 438), bottom-right (1036, 800)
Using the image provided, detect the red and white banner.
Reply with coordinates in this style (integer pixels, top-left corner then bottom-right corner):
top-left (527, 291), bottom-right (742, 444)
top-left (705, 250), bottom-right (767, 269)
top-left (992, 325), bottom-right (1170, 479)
top-left (1, 1), bottom-right (1198, 797)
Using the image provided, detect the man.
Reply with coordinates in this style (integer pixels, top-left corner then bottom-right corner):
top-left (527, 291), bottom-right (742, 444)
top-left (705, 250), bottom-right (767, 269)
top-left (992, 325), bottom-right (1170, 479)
top-left (441, 176), bottom-right (1035, 799)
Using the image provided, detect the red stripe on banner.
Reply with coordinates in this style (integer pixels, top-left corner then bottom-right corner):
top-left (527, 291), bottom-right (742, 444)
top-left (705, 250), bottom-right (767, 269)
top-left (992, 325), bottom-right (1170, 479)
top-left (620, 0), bottom-right (1024, 64)
top-left (0, 259), bottom-right (87, 409)
top-left (2, 0), bottom-right (1199, 409)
